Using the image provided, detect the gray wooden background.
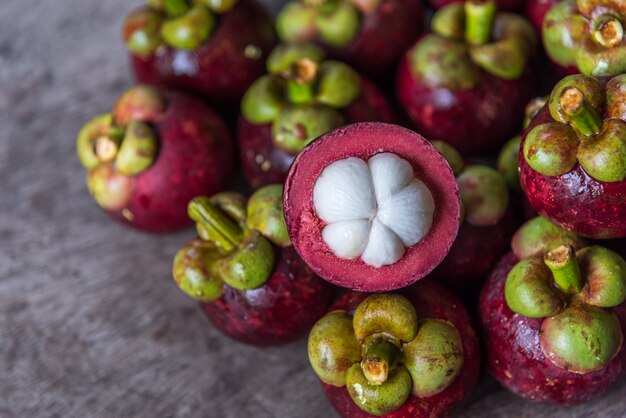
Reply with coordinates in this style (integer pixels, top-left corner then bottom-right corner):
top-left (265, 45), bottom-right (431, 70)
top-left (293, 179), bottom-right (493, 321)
top-left (1, 0), bottom-right (625, 417)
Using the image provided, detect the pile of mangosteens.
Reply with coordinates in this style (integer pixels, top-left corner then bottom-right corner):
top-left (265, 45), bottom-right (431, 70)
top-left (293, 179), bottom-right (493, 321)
top-left (75, 0), bottom-right (626, 415)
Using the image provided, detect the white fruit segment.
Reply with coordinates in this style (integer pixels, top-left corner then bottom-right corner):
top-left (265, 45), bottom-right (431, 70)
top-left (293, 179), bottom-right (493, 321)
top-left (313, 153), bottom-right (435, 267)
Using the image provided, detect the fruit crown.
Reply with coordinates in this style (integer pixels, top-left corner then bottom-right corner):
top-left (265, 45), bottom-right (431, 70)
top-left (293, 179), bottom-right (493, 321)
top-left (543, 0), bottom-right (626, 77)
top-left (172, 184), bottom-right (291, 302)
top-left (432, 141), bottom-right (509, 226)
top-left (308, 293), bottom-right (464, 416)
top-left (523, 74), bottom-right (626, 183)
top-left (276, 0), bottom-right (371, 49)
top-left (408, 0), bottom-right (536, 90)
top-left (241, 43), bottom-right (362, 154)
top-left (76, 85), bottom-right (164, 213)
top-left (505, 216), bottom-right (626, 373)
top-left (122, 0), bottom-right (239, 54)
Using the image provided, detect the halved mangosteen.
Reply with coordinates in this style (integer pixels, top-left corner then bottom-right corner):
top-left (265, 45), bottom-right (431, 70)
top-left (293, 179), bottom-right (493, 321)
top-left (283, 122), bottom-right (460, 291)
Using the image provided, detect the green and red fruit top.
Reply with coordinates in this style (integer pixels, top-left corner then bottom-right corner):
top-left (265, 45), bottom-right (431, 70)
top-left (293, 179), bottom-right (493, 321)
top-left (77, 85), bottom-right (163, 212)
top-left (543, 0), bottom-right (626, 76)
top-left (241, 43), bottom-right (363, 155)
top-left (276, 0), bottom-right (371, 49)
top-left (505, 216), bottom-right (626, 373)
top-left (433, 141), bottom-right (509, 226)
top-left (172, 184), bottom-right (290, 302)
top-left (123, 0), bottom-right (240, 55)
top-left (407, 0), bottom-right (536, 91)
top-left (308, 293), bottom-right (464, 416)
top-left (523, 74), bottom-right (626, 183)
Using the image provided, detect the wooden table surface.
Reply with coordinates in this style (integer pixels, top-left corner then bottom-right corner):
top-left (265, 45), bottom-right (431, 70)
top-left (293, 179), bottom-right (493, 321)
top-left (1, 1), bottom-right (625, 417)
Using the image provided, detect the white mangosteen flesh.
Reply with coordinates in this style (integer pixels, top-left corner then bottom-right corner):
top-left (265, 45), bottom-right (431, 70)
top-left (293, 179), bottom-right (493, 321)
top-left (313, 153), bottom-right (435, 267)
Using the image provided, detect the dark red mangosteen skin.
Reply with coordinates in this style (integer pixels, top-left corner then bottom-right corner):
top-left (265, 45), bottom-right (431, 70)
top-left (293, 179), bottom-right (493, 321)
top-left (130, 0), bottom-right (275, 105)
top-left (480, 252), bottom-right (626, 404)
top-left (201, 246), bottom-right (335, 346)
top-left (237, 77), bottom-right (395, 188)
top-left (431, 209), bottom-right (516, 301)
top-left (519, 107), bottom-right (626, 239)
top-left (431, 0), bottom-right (523, 12)
top-left (396, 46), bottom-right (538, 155)
top-left (283, 122), bottom-right (461, 292)
top-left (108, 91), bottom-right (235, 233)
top-left (321, 0), bottom-right (424, 79)
top-left (322, 280), bottom-right (480, 418)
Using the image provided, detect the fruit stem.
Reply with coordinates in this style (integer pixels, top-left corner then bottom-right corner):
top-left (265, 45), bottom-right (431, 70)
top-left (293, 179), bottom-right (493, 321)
top-left (360, 338), bottom-right (400, 385)
top-left (559, 87), bottom-right (603, 137)
top-left (285, 58), bottom-right (319, 105)
top-left (464, 0), bottom-right (496, 46)
top-left (593, 15), bottom-right (624, 49)
top-left (544, 244), bottom-right (583, 295)
top-left (94, 127), bottom-right (125, 162)
top-left (188, 197), bottom-right (244, 252)
top-left (163, 0), bottom-right (190, 17)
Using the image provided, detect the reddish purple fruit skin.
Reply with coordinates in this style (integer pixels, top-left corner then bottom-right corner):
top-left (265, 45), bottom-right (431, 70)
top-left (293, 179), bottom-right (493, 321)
top-left (201, 246), bottom-right (335, 346)
top-left (322, 280), bottom-right (480, 418)
top-left (319, 0), bottom-right (424, 78)
top-left (237, 77), bottom-right (395, 188)
top-left (396, 50), bottom-right (538, 155)
top-left (130, 0), bottom-right (275, 104)
top-left (480, 252), bottom-right (626, 404)
top-left (431, 0), bottom-right (523, 12)
top-left (432, 209), bottom-right (516, 297)
top-left (107, 91), bottom-right (235, 233)
top-left (520, 107), bottom-right (626, 239)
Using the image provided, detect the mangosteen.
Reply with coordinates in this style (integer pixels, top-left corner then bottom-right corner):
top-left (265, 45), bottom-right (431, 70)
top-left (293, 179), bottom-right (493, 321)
top-left (542, 0), bottom-right (626, 77)
top-left (396, 0), bottom-right (538, 154)
top-left (172, 185), bottom-right (335, 345)
top-left (431, 0), bottom-right (523, 12)
top-left (283, 122), bottom-right (460, 292)
top-left (429, 141), bottom-right (515, 298)
top-left (275, 0), bottom-right (423, 78)
top-left (308, 282), bottom-right (480, 417)
top-left (238, 43), bottom-right (394, 188)
top-left (480, 216), bottom-right (626, 404)
top-left (122, 0), bottom-right (275, 105)
top-left (520, 74), bottom-right (626, 239)
top-left (76, 85), bottom-right (235, 233)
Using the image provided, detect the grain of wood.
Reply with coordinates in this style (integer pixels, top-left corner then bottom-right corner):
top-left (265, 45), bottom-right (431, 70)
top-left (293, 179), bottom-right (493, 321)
top-left (0, 1), bottom-right (625, 417)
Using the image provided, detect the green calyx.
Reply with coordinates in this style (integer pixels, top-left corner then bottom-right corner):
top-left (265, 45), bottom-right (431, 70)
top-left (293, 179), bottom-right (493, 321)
top-left (115, 121), bottom-right (158, 176)
top-left (505, 243), bottom-right (626, 373)
top-left (456, 165), bottom-right (509, 227)
top-left (86, 163), bottom-right (134, 211)
top-left (420, 2), bottom-right (535, 87)
top-left (122, 7), bottom-right (165, 57)
top-left (272, 104), bottom-right (344, 154)
top-left (497, 136), bottom-right (522, 191)
top-left (432, 141), bottom-right (465, 176)
top-left (112, 84), bottom-right (165, 126)
top-left (276, 0), bottom-right (361, 48)
top-left (543, 0), bottom-right (626, 77)
top-left (308, 294), bottom-right (464, 416)
top-left (172, 239), bottom-right (224, 302)
top-left (246, 184), bottom-right (291, 247)
top-left (526, 74), bottom-right (626, 182)
top-left (524, 96), bottom-right (548, 129)
top-left (511, 216), bottom-right (587, 259)
top-left (160, 5), bottom-right (215, 50)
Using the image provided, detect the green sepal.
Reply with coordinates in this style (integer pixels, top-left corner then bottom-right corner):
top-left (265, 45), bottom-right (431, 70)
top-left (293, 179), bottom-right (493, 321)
top-left (241, 75), bottom-right (285, 125)
top-left (505, 256), bottom-right (567, 318)
top-left (160, 5), bottom-right (215, 50)
top-left (432, 3), bottom-right (465, 40)
top-left (497, 136), bottom-right (522, 191)
top-left (112, 84), bottom-right (165, 126)
top-left (456, 165), bottom-right (509, 227)
top-left (540, 304), bottom-right (623, 373)
top-left (346, 364), bottom-right (412, 416)
top-left (172, 239), bottom-right (223, 302)
top-left (511, 216), bottom-right (587, 259)
top-left (115, 121), bottom-right (158, 176)
top-left (579, 246), bottom-right (626, 308)
top-left (162, 0), bottom-right (190, 17)
top-left (403, 319), bottom-right (464, 397)
top-left (352, 294), bottom-right (418, 343)
top-left (216, 231), bottom-right (275, 290)
top-left (123, 7), bottom-right (165, 57)
top-left (315, 61), bottom-right (361, 108)
top-left (246, 184), bottom-right (291, 247)
top-left (308, 311), bottom-right (361, 387)
top-left (77, 113), bottom-right (115, 169)
top-left (542, 0), bottom-right (586, 68)
top-left (576, 36), bottom-right (626, 78)
top-left (606, 74), bottom-right (626, 120)
top-left (209, 192), bottom-right (248, 225)
top-left (578, 118), bottom-right (626, 182)
top-left (315, 1), bottom-right (360, 48)
top-left (197, 0), bottom-right (238, 14)
top-left (432, 141), bottom-right (465, 176)
top-left (523, 122), bottom-right (579, 177)
top-left (86, 163), bottom-right (134, 211)
top-left (266, 43), bottom-right (326, 75)
top-left (470, 37), bottom-right (527, 79)
top-left (276, 2), bottom-right (319, 43)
